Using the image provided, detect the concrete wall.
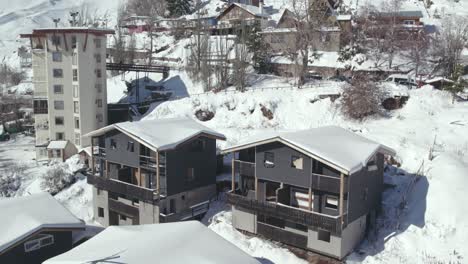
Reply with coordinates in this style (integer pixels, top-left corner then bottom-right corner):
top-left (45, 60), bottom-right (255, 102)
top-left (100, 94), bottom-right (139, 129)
top-left (232, 205), bottom-right (257, 234)
top-left (160, 184), bottom-right (216, 215)
top-left (104, 130), bottom-right (141, 168)
top-left (307, 228), bottom-right (342, 258)
top-left (340, 214), bottom-right (367, 259)
top-left (139, 200), bottom-right (160, 224)
top-left (165, 136), bottom-right (217, 196)
top-left (0, 231), bottom-right (73, 264)
top-left (93, 186), bottom-right (109, 227)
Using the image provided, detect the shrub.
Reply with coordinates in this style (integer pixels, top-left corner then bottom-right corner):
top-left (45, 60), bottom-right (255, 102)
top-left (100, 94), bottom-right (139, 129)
top-left (0, 162), bottom-right (24, 197)
top-left (340, 74), bottom-right (384, 120)
top-left (41, 164), bottom-right (76, 195)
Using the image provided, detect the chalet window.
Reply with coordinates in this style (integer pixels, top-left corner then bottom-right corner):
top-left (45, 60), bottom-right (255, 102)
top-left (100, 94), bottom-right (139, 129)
top-left (56, 132), bottom-right (64, 140)
top-left (110, 139), bottom-right (117, 149)
top-left (75, 133), bottom-right (81, 146)
top-left (53, 69), bottom-right (63, 78)
top-left (73, 69), bottom-right (78, 81)
top-left (325, 196), bottom-right (338, 210)
top-left (51, 35), bottom-right (61, 46)
top-left (264, 152), bottom-right (275, 168)
top-left (317, 229), bottom-right (330, 242)
top-left (52, 52), bottom-right (62, 62)
top-left (53, 85), bottom-right (63, 94)
top-left (98, 207), bottom-right (104, 217)
top-left (120, 214), bottom-right (127, 221)
top-left (55, 116), bottom-right (64, 125)
top-left (127, 141), bottom-right (134, 152)
top-left (74, 101), bottom-right (79, 113)
top-left (190, 139), bottom-right (205, 152)
top-left (54, 100), bottom-right (64, 110)
top-left (187, 168), bottom-right (195, 182)
top-left (291, 155), bottom-right (303, 169)
top-left (71, 35), bottom-right (77, 49)
top-left (24, 234), bottom-right (54, 253)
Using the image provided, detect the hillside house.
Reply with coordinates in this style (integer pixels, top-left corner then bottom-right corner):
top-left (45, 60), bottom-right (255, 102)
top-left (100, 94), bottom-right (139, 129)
top-left (222, 126), bottom-right (395, 259)
top-left (85, 117), bottom-right (226, 227)
top-left (0, 193), bottom-right (85, 264)
top-left (121, 15), bottom-right (152, 34)
top-left (216, 2), bottom-right (269, 31)
top-left (47, 140), bottom-right (77, 162)
top-left (370, 10), bottom-right (425, 39)
top-left (44, 221), bottom-right (261, 264)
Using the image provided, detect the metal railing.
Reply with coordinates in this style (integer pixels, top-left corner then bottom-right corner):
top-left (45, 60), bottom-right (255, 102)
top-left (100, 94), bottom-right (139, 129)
top-left (227, 191), bottom-right (344, 235)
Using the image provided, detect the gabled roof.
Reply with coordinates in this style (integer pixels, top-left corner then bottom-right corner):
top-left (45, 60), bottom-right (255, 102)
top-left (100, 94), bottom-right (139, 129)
top-left (222, 126), bottom-right (395, 174)
top-left (217, 3), bottom-right (269, 20)
top-left (44, 221), bottom-right (261, 264)
top-left (0, 193), bottom-right (84, 254)
top-left (85, 117), bottom-right (226, 152)
top-left (47, 140), bottom-right (69, 150)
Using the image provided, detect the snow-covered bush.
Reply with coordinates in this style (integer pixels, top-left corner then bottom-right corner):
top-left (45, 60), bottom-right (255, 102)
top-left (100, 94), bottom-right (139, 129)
top-left (340, 74), bottom-right (383, 120)
top-left (0, 162), bottom-right (24, 197)
top-left (40, 163), bottom-right (76, 195)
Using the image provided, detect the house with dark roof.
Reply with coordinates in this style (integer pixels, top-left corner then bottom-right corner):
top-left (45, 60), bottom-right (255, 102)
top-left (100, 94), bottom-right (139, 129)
top-left (216, 2), bottom-right (269, 30)
top-left (222, 126), bottom-right (395, 259)
top-left (85, 117), bottom-right (226, 227)
top-left (0, 193), bottom-right (85, 264)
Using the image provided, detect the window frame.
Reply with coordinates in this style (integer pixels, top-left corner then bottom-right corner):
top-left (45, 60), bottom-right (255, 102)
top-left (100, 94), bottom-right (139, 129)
top-left (127, 141), bottom-right (134, 152)
top-left (291, 155), bottom-right (303, 170)
top-left (317, 229), bottom-right (331, 242)
top-left (264, 152), bottom-right (275, 168)
top-left (53, 84), bottom-right (63, 94)
top-left (53, 68), bottom-right (63, 78)
top-left (98, 207), bottom-right (104, 218)
top-left (55, 116), bottom-right (64, 126)
top-left (72, 69), bottom-right (78, 82)
top-left (54, 100), bottom-right (64, 110)
top-left (24, 234), bottom-right (54, 253)
top-left (324, 195), bottom-right (339, 210)
top-left (110, 139), bottom-right (117, 149)
top-left (52, 51), bottom-right (62, 62)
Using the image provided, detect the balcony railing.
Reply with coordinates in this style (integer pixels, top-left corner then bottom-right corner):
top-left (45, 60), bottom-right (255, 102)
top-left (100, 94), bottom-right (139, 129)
top-left (33, 108), bottom-right (48, 114)
top-left (87, 173), bottom-right (158, 204)
top-left (93, 147), bottom-right (106, 157)
top-left (108, 198), bottom-right (139, 218)
top-left (234, 160), bottom-right (255, 177)
top-left (227, 191), bottom-right (344, 235)
top-left (140, 155), bottom-right (156, 168)
top-left (160, 200), bottom-right (210, 223)
top-left (310, 173), bottom-right (347, 194)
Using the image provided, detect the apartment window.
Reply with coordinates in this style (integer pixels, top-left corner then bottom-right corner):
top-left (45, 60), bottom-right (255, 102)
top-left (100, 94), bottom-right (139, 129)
top-left (51, 149), bottom-right (61, 158)
top-left (95, 69), bottom-right (102, 78)
top-left (317, 229), bottom-right (331, 242)
top-left (24, 234), bottom-right (54, 253)
top-left (75, 117), bottom-right (80, 129)
top-left (95, 83), bottom-right (102, 93)
top-left (72, 52), bottom-right (77, 65)
top-left (53, 69), bottom-right (63, 78)
top-left (55, 116), bottom-right (64, 125)
top-left (52, 52), bottom-right (62, 62)
top-left (73, 69), bottom-right (78, 82)
top-left (403, 20), bottom-right (415, 25)
top-left (110, 139), bottom-right (117, 149)
top-left (75, 133), bottom-right (81, 146)
top-left (96, 114), bottom-right (103, 122)
top-left (127, 141), bottom-right (134, 152)
top-left (71, 35), bottom-right (77, 49)
top-left (98, 207), bottom-right (104, 218)
top-left (186, 168), bottom-right (195, 183)
top-left (325, 196), bottom-right (338, 210)
top-left (291, 155), bottom-right (303, 169)
top-left (169, 199), bottom-right (176, 214)
top-left (97, 99), bottom-right (103, 108)
top-left (73, 101), bottom-right (79, 114)
top-left (51, 35), bottom-right (61, 46)
top-left (54, 100), bottom-right (64, 110)
top-left (53, 85), bottom-right (63, 94)
top-left (94, 38), bottom-right (102, 48)
top-left (56, 132), bottom-right (64, 140)
top-left (95, 53), bottom-right (101, 63)
top-left (190, 139), bottom-right (205, 152)
top-left (73, 85), bottom-right (79, 98)
top-left (264, 152), bottom-right (275, 168)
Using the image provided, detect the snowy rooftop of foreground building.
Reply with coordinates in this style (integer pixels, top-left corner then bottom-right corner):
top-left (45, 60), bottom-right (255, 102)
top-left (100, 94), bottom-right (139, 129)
top-left (47, 140), bottom-right (69, 149)
top-left (223, 126), bottom-right (395, 174)
top-left (0, 193), bottom-right (84, 254)
top-left (44, 221), bottom-right (261, 264)
top-left (85, 117), bottom-right (226, 151)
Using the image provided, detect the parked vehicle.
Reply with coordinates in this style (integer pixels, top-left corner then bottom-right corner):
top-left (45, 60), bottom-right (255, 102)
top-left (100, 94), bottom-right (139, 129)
top-left (384, 74), bottom-right (417, 88)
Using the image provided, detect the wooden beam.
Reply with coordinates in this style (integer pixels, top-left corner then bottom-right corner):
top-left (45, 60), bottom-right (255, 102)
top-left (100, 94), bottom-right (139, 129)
top-left (105, 160), bottom-right (109, 179)
top-left (308, 187), bottom-right (312, 211)
top-left (156, 151), bottom-right (160, 192)
top-left (231, 156), bottom-right (235, 192)
top-left (90, 138), bottom-right (95, 175)
top-left (339, 172), bottom-right (345, 225)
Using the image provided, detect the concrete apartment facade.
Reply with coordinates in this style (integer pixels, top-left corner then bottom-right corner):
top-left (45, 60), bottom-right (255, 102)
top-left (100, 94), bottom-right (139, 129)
top-left (222, 126), bottom-right (395, 259)
top-left (21, 28), bottom-right (114, 161)
top-left (85, 118), bottom-right (226, 227)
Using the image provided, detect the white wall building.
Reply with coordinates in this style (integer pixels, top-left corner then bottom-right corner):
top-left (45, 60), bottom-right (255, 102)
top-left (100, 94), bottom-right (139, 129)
top-left (21, 28), bottom-right (114, 161)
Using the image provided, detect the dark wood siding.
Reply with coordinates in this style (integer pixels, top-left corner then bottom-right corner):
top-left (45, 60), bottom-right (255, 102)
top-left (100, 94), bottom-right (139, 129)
top-left (104, 130), bottom-right (141, 167)
top-left (165, 136), bottom-right (217, 196)
top-left (0, 231), bottom-right (74, 264)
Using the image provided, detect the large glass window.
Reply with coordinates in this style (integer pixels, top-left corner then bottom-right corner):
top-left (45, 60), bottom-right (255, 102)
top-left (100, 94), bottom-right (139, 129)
top-left (55, 116), bottom-right (64, 125)
top-left (53, 69), bottom-right (63, 78)
top-left (54, 100), bottom-right (64, 110)
top-left (53, 85), bottom-right (63, 94)
top-left (24, 234), bottom-right (54, 253)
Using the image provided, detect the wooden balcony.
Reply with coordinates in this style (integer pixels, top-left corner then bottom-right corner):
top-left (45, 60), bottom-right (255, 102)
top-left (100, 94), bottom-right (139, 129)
top-left (234, 160), bottom-right (255, 177)
top-left (227, 192), bottom-right (344, 235)
top-left (310, 173), bottom-right (347, 194)
top-left (139, 155), bottom-right (156, 169)
top-left (87, 173), bottom-right (159, 204)
top-left (108, 198), bottom-right (139, 218)
top-left (159, 201), bottom-right (210, 223)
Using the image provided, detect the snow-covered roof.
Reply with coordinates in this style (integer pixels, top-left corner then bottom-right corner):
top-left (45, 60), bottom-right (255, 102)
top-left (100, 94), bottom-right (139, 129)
top-left (336, 14), bottom-right (352, 21)
top-left (220, 3), bottom-right (269, 18)
top-left (222, 126), bottom-right (396, 174)
top-left (47, 140), bottom-right (69, 149)
top-left (78, 146), bottom-right (92, 156)
top-left (379, 10), bottom-right (423, 18)
top-left (85, 117), bottom-right (226, 151)
top-left (425, 77), bottom-right (454, 84)
top-left (0, 193), bottom-right (84, 254)
top-left (44, 221), bottom-right (261, 264)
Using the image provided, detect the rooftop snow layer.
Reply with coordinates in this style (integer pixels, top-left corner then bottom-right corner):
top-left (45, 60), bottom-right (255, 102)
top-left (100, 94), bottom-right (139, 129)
top-left (85, 117), bottom-right (226, 151)
top-left (47, 140), bottom-right (68, 149)
top-left (0, 193), bottom-right (84, 253)
top-left (44, 221), bottom-right (261, 264)
top-left (223, 126), bottom-right (395, 174)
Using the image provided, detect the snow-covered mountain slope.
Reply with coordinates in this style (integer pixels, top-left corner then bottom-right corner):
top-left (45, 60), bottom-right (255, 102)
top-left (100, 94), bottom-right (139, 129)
top-left (0, 0), bottom-right (119, 65)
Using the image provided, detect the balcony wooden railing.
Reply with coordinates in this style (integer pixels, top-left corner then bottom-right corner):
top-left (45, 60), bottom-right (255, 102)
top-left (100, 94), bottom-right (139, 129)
top-left (139, 155), bottom-right (156, 168)
top-left (227, 192), bottom-right (344, 235)
top-left (159, 201), bottom-right (210, 223)
top-left (310, 173), bottom-right (347, 194)
top-left (234, 160), bottom-right (255, 177)
top-left (87, 173), bottom-right (159, 204)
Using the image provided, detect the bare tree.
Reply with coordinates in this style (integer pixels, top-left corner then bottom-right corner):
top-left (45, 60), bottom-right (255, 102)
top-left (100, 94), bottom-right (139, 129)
top-left (213, 35), bottom-right (231, 91)
top-left (381, 0), bottom-right (403, 70)
top-left (112, 2), bottom-right (128, 66)
top-left (402, 31), bottom-right (429, 84)
top-left (232, 23), bottom-right (250, 91)
top-left (433, 15), bottom-right (468, 77)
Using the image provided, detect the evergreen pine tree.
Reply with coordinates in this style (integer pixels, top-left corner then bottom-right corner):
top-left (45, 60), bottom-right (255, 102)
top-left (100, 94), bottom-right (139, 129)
top-left (167, 0), bottom-right (193, 17)
top-left (444, 64), bottom-right (467, 103)
top-left (246, 21), bottom-right (272, 74)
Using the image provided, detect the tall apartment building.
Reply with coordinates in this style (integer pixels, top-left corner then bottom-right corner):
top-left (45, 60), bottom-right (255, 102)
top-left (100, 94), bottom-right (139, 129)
top-left (21, 28), bottom-right (114, 161)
